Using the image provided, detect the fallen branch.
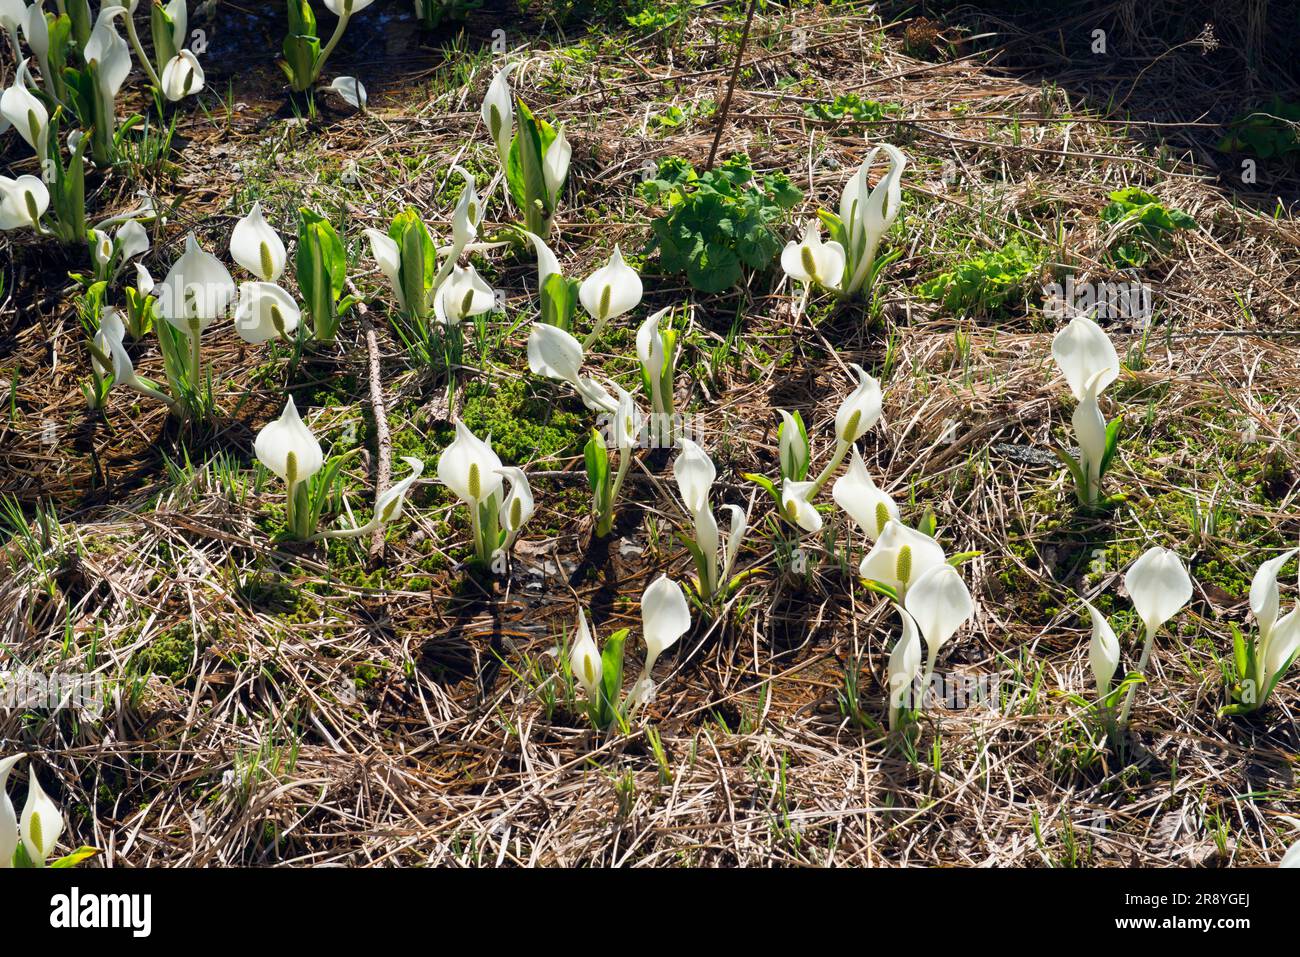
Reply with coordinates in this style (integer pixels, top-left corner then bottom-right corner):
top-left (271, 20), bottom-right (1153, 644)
top-left (346, 280), bottom-right (392, 561)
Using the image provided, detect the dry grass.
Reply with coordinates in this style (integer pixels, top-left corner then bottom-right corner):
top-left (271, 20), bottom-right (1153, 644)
top-left (1, 0), bottom-right (1299, 867)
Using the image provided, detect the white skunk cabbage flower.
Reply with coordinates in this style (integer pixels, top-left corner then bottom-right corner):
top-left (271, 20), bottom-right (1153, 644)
top-left (672, 437), bottom-right (715, 518)
top-left (235, 282), bottom-right (300, 344)
top-left (83, 7), bottom-right (132, 122)
top-left (839, 143), bottom-right (907, 295)
top-left (435, 264), bottom-right (495, 327)
top-left (364, 228), bottom-right (405, 311)
top-left (781, 479), bottom-right (822, 533)
top-left (636, 306), bottom-right (673, 415)
top-left (158, 232), bottom-right (236, 334)
top-left (1280, 838), bottom-right (1300, 868)
top-left (1051, 315), bottom-right (1119, 402)
top-left (436, 421), bottom-right (504, 509)
top-left (374, 456), bottom-right (423, 526)
top-left (161, 49), bottom-right (204, 101)
top-left (904, 563), bottom-right (973, 684)
top-left (324, 0), bottom-right (377, 13)
top-left (1, 61), bottom-right (48, 159)
top-left (20, 770), bottom-right (63, 866)
top-left (570, 610), bottom-right (602, 701)
top-left (93, 308), bottom-right (134, 385)
top-left (496, 466), bottom-right (535, 544)
top-left (859, 520), bottom-right (947, 599)
top-left (0, 752), bottom-right (25, 868)
top-left (526, 322), bottom-right (618, 413)
top-left (781, 219), bottom-right (845, 289)
top-left (579, 246), bottom-right (641, 340)
top-left (720, 504), bottom-right (748, 586)
top-left (1125, 546), bottom-right (1193, 643)
top-left (255, 397), bottom-right (323, 489)
top-left (629, 575), bottom-right (691, 711)
top-left (888, 605), bottom-right (922, 730)
top-left (230, 202), bottom-right (286, 282)
top-left (136, 262), bottom-right (155, 297)
top-left (543, 125), bottom-right (571, 206)
top-left (1117, 546), bottom-right (1193, 726)
top-left (833, 445), bottom-right (898, 540)
top-left (1083, 599), bottom-right (1120, 699)
top-left (523, 229), bottom-right (561, 293)
top-left (481, 62), bottom-right (518, 168)
top-left (0, 174), bottom-right (49, 231)
top-left (328, 75), bottom-right (366, 110)
top-left (777, 410), bottom-right (809, 482)
top-left (450, 165), bottom-right (482, 254)
top-left (835, 363), bottom-right (883, 445)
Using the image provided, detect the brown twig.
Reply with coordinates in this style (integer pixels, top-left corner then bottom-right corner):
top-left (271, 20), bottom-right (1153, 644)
top-left (346, 280), bottom-right (391, 561)
top-left (704, 0), bottom-right (761, 171)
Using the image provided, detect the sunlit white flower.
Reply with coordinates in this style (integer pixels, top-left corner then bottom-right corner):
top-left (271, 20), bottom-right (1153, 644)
top-left (230, 202), bottom-right (286, 282)
top-left (434, 264), bottom-right (495, 327)
top-left (436, 421), bottom-right (503, 509)
top-left (255, 397), bottom-right (323, 488)
top-left (0, 174), bottom-right (48, 231)
top-left (19, 770), bottom-right (63, 866)
top-left (234, 282), bottom-right (300, 344)
top-left (570, 610), bottom-right (602, 701)
top-left (161, 49), bottom-right (204, 101)
top-left (832, 445), bottom-right (898, 540)
top-left (781, 219), bottom-right (846, 289)
top-left (328, 75), bottom-right (366, 110)
top-left (781, 479), bottom-right (822, 533)
top-left (859, 520), bottom-right (947, 598)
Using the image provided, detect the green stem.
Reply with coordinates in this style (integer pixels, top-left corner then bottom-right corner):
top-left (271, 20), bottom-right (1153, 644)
top-left (1117, 625), bottom-right (1157, 727)
top-left (809, 438), bottom-right (850, 496)
top-left (122, 9), bottom-right (163, 89)
top-left (314, 9), bottom-right (351, 83)
top-left (187, 318), bottom-right (202, 383)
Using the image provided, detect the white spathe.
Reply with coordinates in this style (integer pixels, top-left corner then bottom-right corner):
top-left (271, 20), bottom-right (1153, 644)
top-left (435, 264), bottom-right (495, 326)
top-left (0, 174), bottom-right (49, 230)
top-left (234, 281), bottom-right (300, 344)
top-left (328, 75), bottom-right (366, 110)
top-left (0, 753), bottom-right (25, 869)
top-left (579, 246), bottom-right (641, 323)
top-left (19, 770), bottom-right (63, 865)
top-left (781, 479), bottom-right (822, 533)
top-left (436, 421), bottom-right (504, 507)
top-left (1051, 314), bottom-right (1119, 402)
top-left (158, 232), bottom-right (235, 332)
top-left (1083, 599), bottom-right (1120, 697)
top-left (888, 606), bottom-right (922, 730)
top-left (832, 444), bottom-right (898, 540)
top-left (835, 363), bottom-right (883, 443)
top-left (780, 219), bottom-right (846, 289)
top-left (496, 466), bottom-right (535, 537)
top-left (672, 437), bottom-right (715, 517)
top-left (230, 202), bottom-right (286, 282)
top-left (1124, 546), bottom-right (1193, 641)
top-left (570, 610), bottom-right (602, 700)
top-left (373, 456), bottom-right (424, 526)
top-left (904, 563), bottom-right (973, 672)
top-left (161, 49), bottom-right (204, 101)
top-left (255, 397), bottom-right (323, 487)
top-left (364, 228), bottom-right (405, 311)
top-left (859, 520), bottom-right (947, 597)
top-left (480, 62), bottom-right (517, 166)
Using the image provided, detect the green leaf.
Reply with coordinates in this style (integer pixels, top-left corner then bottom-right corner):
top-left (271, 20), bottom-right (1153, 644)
top-left (742, 472), bottom-right (782, 509)
top-left (598, 627), bottom-right (629, 730)
top-left (1099, 416), bottom-right (1122, 478)
top-left (861, 579), bottom-right (900, 602)
top-left (49, 846), bottom-right (100, 869)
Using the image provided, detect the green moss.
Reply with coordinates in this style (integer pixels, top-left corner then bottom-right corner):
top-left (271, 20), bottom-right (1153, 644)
top-left (134, 623), bottom-right (197, 683)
